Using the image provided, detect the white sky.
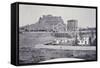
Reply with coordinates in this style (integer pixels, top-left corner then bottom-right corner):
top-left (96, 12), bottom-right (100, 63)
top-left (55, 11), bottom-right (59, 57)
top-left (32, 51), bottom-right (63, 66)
top-left (19, 4), bottom-right (96, 28)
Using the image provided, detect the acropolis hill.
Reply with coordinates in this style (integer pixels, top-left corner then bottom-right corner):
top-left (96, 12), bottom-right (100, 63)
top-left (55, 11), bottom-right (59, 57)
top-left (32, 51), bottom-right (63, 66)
top-left (20, 15), bottom-right (67, 32)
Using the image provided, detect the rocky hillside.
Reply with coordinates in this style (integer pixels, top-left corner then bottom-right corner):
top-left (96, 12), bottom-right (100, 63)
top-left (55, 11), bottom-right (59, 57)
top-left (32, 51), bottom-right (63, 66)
top-left (19, 15), bottom-right (67, 32)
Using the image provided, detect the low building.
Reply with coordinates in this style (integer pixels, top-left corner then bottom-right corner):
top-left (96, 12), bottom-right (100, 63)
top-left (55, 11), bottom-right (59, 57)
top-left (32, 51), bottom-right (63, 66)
top-left (77, 28), bottom-right (96, 46)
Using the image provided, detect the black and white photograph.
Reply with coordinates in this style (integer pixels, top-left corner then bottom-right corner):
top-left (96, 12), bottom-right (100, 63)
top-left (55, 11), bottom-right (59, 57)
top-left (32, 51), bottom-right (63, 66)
top-left (11, 2), bottom-right (97, 65)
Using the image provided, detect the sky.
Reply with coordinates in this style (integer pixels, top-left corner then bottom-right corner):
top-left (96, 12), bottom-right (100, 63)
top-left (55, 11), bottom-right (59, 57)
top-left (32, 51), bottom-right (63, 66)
top-left (19, 4), bottom-right (96, 28)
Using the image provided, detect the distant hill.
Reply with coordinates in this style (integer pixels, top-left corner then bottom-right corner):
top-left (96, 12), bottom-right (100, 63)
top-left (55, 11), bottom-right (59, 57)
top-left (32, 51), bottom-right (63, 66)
top-left (19, 15), bottom-right (67, 32)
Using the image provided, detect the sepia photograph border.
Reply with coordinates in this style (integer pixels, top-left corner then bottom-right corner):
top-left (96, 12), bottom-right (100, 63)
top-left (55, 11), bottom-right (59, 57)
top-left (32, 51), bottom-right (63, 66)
top-left (11, 2), bottom-right (98, 66)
